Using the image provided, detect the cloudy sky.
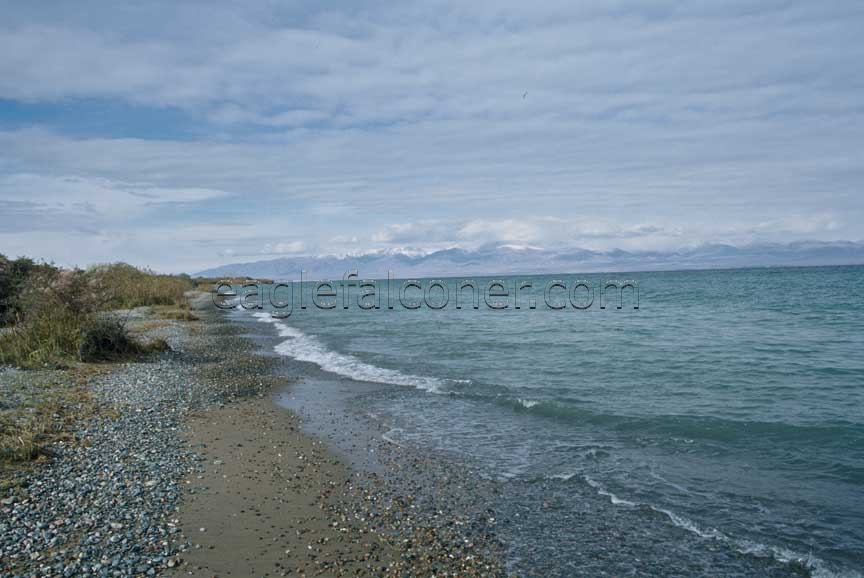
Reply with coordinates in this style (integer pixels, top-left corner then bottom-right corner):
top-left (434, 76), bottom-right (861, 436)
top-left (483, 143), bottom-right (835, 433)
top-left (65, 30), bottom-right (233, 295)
top-left (1, 0), bottom-right (862, 272)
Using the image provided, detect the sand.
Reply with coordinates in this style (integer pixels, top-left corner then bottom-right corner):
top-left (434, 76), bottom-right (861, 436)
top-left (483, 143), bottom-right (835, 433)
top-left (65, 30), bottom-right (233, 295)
top-left (170, 396), bottom-right (396, 577)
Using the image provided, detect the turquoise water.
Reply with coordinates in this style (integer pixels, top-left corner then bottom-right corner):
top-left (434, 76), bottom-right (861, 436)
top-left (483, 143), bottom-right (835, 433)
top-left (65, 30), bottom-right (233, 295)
top-left (231, 266), bottom-right (864, 577)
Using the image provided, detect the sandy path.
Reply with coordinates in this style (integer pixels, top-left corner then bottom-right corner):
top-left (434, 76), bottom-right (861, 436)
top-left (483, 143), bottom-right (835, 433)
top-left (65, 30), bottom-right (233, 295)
top-left (171, 396), bottom-right (395, 577)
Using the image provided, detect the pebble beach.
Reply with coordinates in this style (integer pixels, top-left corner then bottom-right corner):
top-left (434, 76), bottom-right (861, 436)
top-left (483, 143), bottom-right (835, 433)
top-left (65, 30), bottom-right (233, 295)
top-left (0, 298), bottom-right (511, 577)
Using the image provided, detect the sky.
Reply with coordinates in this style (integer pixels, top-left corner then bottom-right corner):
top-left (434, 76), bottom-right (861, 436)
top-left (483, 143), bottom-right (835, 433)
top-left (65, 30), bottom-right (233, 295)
top-left (0, 0), bottom-right (862, 273)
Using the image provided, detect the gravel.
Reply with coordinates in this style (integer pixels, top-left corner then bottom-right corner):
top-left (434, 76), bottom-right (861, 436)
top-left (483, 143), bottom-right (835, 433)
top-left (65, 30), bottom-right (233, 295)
top-left (1, 304), bottom-right (512, 578)
top-left (0, 306), bottom-right (268, 578)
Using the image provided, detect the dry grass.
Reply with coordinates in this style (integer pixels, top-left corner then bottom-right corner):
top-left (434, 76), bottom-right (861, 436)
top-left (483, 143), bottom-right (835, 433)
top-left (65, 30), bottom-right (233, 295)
top-left (89, 263), bottom-right (193, 309)
top-left (0, 306), bottom-right (83, 368)
top-left (0, 366), bottom-right (104, 477)
top-left (0, 262), bottom-right (193, 369)
top-left (0, 395), bottom-right (78, 463)
top-left (0, 313), bottom-right (168, 368)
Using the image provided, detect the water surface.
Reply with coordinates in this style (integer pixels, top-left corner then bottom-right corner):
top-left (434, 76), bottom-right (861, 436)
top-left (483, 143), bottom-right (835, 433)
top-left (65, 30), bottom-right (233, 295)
top-left (230, 266), bottom-right (864, 577)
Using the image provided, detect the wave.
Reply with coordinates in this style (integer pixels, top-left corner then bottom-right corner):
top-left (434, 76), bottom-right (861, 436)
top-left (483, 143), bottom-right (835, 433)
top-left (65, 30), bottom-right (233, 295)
top-left (381, 427), bottom-right (404, 446)
top-left (252, 313), bottom-right (450, 393)
top-left (516, 398), bottom-right (540, 409)
top-left (653, 507), bottom-right (861, 578)
top-left (494, 396), bottom-right (863, 451)
top-left (546, 472), bottom-right (860, 578)
top-left (583, 475), bottom-right (637, 506)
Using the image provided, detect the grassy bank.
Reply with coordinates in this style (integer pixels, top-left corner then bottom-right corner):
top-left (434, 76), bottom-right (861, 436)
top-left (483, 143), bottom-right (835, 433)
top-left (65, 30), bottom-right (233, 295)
top-left (0, 255), bottom-right (199, 472)
top-left (0, 258), bottom-right (195, 368)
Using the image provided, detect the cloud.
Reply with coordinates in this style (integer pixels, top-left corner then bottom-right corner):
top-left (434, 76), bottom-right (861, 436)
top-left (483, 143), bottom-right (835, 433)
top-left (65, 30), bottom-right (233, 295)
top-left (2, 2), bottom-right (862, 127)
top-left (264, 241), bottom-right (306, 255)
top-left (208, 105), bottom-right (330, 128)
top-left (372, 221), bottom-right (454, 243)
top-left (0, 173), bottom-right (229, 220)
top-left (0, 1), bottom-right (862, 271)
top-left (367, 215), bottom-right (843, 253)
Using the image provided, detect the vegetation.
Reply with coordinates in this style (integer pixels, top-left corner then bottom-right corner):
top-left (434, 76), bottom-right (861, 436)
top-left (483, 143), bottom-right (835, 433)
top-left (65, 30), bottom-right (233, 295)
top-left (0, 256), bottom-right (197, 471)
top-left (0, 255), bottom-right (58, 326)
top-left (0, 255), bottom-right (193, 368)
top-left (193, 276), bottom-right (274, 292)
top-left (153, 307), bottom-right (200, 321)
top-left (0, 368), bottom-right (101, 468)
top-left (88, 263), bottom-right (193, 309)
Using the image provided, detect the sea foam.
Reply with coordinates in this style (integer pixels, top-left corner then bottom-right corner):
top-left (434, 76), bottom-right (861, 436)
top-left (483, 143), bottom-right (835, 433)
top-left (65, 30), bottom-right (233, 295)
top-left (555, 471), bottom-right (858, 578)
top-left (253, 313), bottom-right (448, 393)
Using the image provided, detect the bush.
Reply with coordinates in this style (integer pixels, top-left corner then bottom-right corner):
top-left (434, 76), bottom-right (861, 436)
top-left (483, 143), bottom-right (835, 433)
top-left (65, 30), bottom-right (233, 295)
top-left (0, 310), bottom-right (168, 368)
top-left (0, 266), bottom-right (108, 366)
top-left (0, 255), bottom-right (60, 326)
top-left (87, 263), bottom-right (193, 309)
top-left (0, 261), bottom-right (182, 368)
top-left (17, 268), bottom-right (100, 318)
top-left (78, 318), bottom-right (141, 362)
top-left (0, 304), bottom-right (83, 367)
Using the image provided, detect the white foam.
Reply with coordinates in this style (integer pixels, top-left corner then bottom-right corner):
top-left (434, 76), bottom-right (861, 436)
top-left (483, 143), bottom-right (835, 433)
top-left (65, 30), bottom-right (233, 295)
top-left (569, 469), bottom-right (861, 577)
top-left (381, 428), bottom-right (404, 446)
top-left (517, 398), bottom-right (540, 409)
top-left (739, 540), bottom-right (862, 578)
top-left (649, 504), bottom-right (861, 578)
top-left (253, 313), bottom-right (447, 393)
top-left (651, 506), bottom-right (726, 540)
top-left (583, 476), bottom-right (637, 507)
top-left (572, 467), bottom-right (860, 577)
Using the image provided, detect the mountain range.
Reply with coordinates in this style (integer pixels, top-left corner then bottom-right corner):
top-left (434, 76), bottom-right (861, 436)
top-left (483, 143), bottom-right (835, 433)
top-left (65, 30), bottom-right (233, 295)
top-left (196, 241), bottom-right (864, 280)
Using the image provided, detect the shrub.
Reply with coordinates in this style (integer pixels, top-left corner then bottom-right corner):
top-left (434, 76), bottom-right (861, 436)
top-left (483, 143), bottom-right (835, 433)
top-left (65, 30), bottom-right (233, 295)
top-left (0, 260), bottom-right (186, 368)
top-left (0, 310), bottom-right (169, 368)
top-left (16, 267), bottom-right (100, 318)
top-left (78, 318), bottom-right (141, 362)
top-left (0, 255), bottom-right (61, 326)
top-left (87, 263), bottom-right (193, 309)
top-left (0, 304), bottom-right (82, 367)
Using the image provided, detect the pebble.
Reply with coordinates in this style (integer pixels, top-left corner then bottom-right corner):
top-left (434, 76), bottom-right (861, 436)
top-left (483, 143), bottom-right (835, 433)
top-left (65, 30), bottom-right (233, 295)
top-left (0, 305), bottom-right (271, 577)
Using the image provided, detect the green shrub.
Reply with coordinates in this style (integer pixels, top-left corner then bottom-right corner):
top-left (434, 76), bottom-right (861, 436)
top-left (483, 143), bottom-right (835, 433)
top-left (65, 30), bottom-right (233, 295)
top-left (0, 266), bottom-right (106, 366)
top-left (78, 318), bottom-right (139, 362)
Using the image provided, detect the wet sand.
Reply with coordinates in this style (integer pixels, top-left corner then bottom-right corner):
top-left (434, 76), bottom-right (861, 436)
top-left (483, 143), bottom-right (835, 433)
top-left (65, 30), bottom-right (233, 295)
top-left (170, 396), bottom-right (396, 577)
top-left (169, 304), bottom-right (510, 578)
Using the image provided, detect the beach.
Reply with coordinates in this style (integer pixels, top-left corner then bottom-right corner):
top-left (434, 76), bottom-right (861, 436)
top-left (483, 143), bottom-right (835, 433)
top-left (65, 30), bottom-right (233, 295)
top-left (0, 297), bottom-right (508, 577)
top-left (172, 397), bottom-right (398, 576)
top-left (4, 2), bottom-right (863, 575)
top-left (3, 266), bottom-right (863, 578)
top-left (231, 267), bottom-right (863, 578)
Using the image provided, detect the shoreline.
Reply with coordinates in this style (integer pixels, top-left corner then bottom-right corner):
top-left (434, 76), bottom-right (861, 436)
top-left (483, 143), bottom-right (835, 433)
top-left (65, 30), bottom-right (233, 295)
top-left (240, 308), bottom-right (824, 578)
top-left (0, 296), bottom-right (510, 577)
top-left (171, 305), bottom-right (511, 577)
top-left (2, 295), bottom-right (829, 578)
